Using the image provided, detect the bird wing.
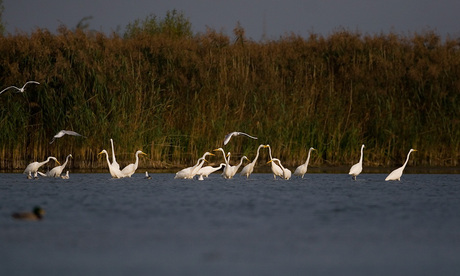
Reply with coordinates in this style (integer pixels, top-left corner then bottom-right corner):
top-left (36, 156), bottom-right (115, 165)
top-left (0, 86), bottom-right (20, 95)
top-left (22, 81), bottom-right (40, 89)
top-left (223, 131), bottom-right (257, 145)
top-left (237, 132), bottom-right (258, 140)
top-left (223, 132), bottom-right (236, 145)
top-left (62, 130), bottom-right (84, 137)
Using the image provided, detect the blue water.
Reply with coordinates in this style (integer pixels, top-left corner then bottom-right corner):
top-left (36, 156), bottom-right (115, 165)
top-left (1, 173), bottom-right (460, 276)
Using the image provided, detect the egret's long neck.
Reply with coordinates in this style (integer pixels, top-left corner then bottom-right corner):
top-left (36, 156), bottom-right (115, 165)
top-left (305, 149), bottom-right (312, 165)
top-left (252, 145), bottom-right (264, 165)
top-left (110, 139), bottom-right (116, 163)
top-left (402, 151), bottom-right (413, 169)
top-left (235, 157), bottom-right (245, 169)
top-left (268, 146), bottom-right (273, 160)
top-left (134, 152), bottom-right (140, 167)
top-left (38, 157), bottom-right (51, 167)
top-left (63, 155), bottom-right (71, 167)
top-left (359, 146), bottom-right (364, 164)
top-left (104, 152), bottom-right (111, 166)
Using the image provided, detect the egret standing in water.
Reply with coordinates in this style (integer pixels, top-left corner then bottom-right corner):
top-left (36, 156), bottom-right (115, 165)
top-left (98, 150), bottom-right (126, 178)
top-left (197, 163), bottom-right (226, 179)
top-left (121, 150), bottom-right (147, 177)
top-left (0, 81), bottom-right (39, 95)
top-left (24, 157), bottom-right (60, 176)
top-left (240, 144), bottom-right (269, 178)
top-left (294, 147), bottom-right (316, 178)
top-left (268, 158), bottom-right (291, 180)
top-left (224, 155), bottom-right (249, 179)
top-left (174, 152), bottom-right (214, 179)
top-left (349, 144), bottom-right (365, 180)
top-left (267, 145), bottom-right (283, 179)
top-left (48, 154), bottom-right (72, 177)
top-left (385, 149), bottom-right (417, 181)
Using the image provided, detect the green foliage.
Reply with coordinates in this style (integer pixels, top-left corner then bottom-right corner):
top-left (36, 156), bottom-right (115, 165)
top-left (0, 0), bottom-right (5, 36)
top-left (0, 25), bottom-right (459, 170)
top-left (124, 9), bottom-right (192, 39)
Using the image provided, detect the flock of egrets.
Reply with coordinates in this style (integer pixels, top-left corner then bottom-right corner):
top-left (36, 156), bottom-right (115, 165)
top-left (2, 82), bottom-right (417, 181)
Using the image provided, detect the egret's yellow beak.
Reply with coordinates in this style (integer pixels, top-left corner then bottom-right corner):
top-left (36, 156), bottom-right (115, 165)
top-left (267, 160), bottom-right (273, 164)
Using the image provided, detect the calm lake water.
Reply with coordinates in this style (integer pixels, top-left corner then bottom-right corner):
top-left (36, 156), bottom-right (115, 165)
top-left (1, 172), bottom-right (460, 276)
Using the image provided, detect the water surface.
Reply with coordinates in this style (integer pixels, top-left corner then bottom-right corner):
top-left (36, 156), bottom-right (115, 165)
top-left (1, 173), bottom-right (459, 275)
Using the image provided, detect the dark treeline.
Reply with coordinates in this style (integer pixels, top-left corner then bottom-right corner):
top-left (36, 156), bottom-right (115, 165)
top-left (0, 16), bottom-right (459, 170)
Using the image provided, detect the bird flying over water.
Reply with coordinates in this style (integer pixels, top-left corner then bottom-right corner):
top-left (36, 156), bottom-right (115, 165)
top-left (50, 130), bottom-right (85, 144)
top-left (223, 131), bottom-right (257, 145)
top-left (0, 81), bottom-right (40, 95)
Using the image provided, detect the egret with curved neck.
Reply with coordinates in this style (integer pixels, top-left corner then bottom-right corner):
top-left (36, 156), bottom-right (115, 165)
top-left (294, 147), bottom-right (316, 178)
top-left (48, 154), bottom-right (72, 177)
top-left (24, 156), bottom-right (60, 176)
top-left (349, 144), bottom-right (365, 180)
top-left (268, 158), bottom-right (291, 180)
top-left (98, 150), bottom-right (126, 178)
top-left (385, 149), bottom-right (417, 181)
top-left (121, 150), bottom-right (147, 177)
top-left (240, 144), bottom-right (269, 178)
top-left (267, 145), bottom-right (283, 179)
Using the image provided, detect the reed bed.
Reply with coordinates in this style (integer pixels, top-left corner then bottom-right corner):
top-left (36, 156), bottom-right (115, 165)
top-left (0, 24), bottom-right (459, 170)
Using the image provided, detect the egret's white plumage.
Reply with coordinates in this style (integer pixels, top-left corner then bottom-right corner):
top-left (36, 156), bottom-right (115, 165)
top-left (349, 144), bottom-right (365, 180)
top-left (267, 145), bottom-right (283, 179)
top-left (48, 154), bottom-right (72, 177)
top-left (61, 171), bottom-right (70, 179)
top-left (98, 150), bottom-right (126, 178)
top-left (269, 158), bottom-right (291, 180)
top-left (385, 149), bottom-right (417, 181)
top-left (224, 155), bottom-right (249, 179)
top-left (121, 150), bottom-right (147, 177)
top-left (110, 139), bottom-right (120, 171)
top-left (0, 81), bottom-right (39, 95)
top-left (294, 147), bottom-right (316, 178)
top-left (197, 163), bottom-right (226, 178)
top-left (213, 148), bottom-right (231, 177)
top-left (240, 144), bottom-right (269, 178)
top-left (223, 131), bottom-right (258, 145)
top-left (174, 152), bottom-right (214, 179)
top-left (50, 130), bottom-right (85, 144)
top-left (24, 156), bottom-right (60, 175)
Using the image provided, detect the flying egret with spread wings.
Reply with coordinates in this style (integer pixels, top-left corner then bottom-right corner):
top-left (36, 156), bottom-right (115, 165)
top-left (50, 130), bottom-right (85, 144)
top-left (385, 149), bottom-right (417, 181)
top-left (0, 81), bottom-right (40, 95)
top-left (223, 131), bottom-right (258, 145)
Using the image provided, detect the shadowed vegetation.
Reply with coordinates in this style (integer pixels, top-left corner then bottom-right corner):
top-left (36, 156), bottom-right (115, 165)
top-left (0, 11), bottom-right (459, 171)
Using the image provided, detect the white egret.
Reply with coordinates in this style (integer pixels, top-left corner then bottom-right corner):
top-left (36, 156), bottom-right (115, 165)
top-left (240, 144), bottom-right (269, 178)
top-left (145, 171), bottom-right (152, 179)
top-left (48, 154), bottom-right (72, 177)
top-left (349, 144), bottom-right (365, 180)
top-left (294, 147), bottom-right (316, 178)
top-left (267, 145), bottom-right (283, 179)
top-left (50, 130), bottom-right (85, 144)
top-left (61, 171), bottom-right (70, 179)
top-left (0, 81), bottom-right (39, 95)
top-left (98, 150), bottom-right (126, 178)
top-left (24, 156), bottom-right (60, 176)
top-left (197, 163), bottom-right (226, 179)
top-left (269, 158), bottom-right (291, 180)
top-left (121, 150), bottom-right (147, 177)
top-left (223, 131), bottom-right (258, 145)
top-left (174, 152), bottom-right (214, 179)
top-left (224, 156), bottom-right (249, 179)
top-left (385, 149), bottom-right (417, 181)
top-left (110, 139), bottom-right (120, 171)
top-left (213, 148), bottom-right (231, 176)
